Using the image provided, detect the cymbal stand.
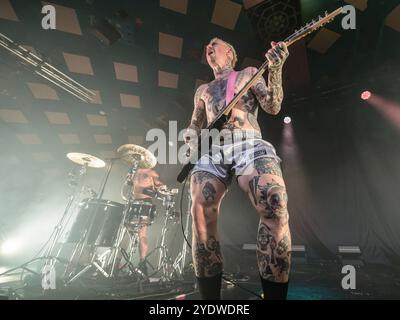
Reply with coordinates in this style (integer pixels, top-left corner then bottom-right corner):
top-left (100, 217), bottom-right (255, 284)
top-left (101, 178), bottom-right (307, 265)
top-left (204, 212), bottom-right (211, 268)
top-left (0, 163), bottom-right (89, 287)
top-left (41, 163), bottom-right (88, 277)
top-left (65, 158), bottom-right (147, 284)
top-left (63, 159), bottom-right (116, 282)
top-left (108, 158), bottom-right (141, 278)
top-left (155, 194), bottom-right (180, 282)
top-left (172, 191), bottom-right (192, 278)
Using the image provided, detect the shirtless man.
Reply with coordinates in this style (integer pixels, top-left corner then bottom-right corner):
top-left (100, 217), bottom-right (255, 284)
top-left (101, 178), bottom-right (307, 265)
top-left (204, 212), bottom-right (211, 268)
top-left (123, 168), bottom-right (162, 275)
top-left (184, 38), bottom-right (291, 300)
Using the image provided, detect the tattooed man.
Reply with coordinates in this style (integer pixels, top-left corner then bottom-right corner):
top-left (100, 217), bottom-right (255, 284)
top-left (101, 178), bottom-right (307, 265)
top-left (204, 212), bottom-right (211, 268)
top-left (184, 38), bottom-right (291, 300)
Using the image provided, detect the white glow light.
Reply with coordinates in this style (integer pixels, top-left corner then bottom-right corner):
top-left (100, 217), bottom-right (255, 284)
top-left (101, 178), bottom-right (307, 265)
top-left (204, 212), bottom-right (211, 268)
top-left (284, 116), bottom-right (292, 124)
top-left (1, 239), bottom-right (20, 255)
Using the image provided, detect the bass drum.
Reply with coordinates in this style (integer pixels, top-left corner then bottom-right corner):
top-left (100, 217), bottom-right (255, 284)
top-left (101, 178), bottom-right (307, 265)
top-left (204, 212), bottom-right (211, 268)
top-left (66, 199), bottom-right (124, 247)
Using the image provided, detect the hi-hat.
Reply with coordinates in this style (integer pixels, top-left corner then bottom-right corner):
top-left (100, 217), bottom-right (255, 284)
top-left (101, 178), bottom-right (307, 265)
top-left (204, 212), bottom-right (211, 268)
top-left (117, 144), bottom-right (157, 169)
top-left (67, 153), bottom-right (106, 168)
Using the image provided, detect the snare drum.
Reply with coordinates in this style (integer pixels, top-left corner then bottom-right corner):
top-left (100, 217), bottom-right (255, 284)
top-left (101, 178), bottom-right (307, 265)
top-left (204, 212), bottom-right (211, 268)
top-left (125, 200), bottom-right (157, 227)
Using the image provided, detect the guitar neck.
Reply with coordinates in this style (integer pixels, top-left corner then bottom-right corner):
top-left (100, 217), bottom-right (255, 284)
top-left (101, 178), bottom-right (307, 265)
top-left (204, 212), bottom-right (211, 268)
top-left (207, 7), bottom-right (343, 127)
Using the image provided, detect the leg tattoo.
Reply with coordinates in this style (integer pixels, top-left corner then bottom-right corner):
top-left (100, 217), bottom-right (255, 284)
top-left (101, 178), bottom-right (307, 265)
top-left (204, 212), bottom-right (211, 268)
top-left (194, 236), bottom-right (223, 278)
top-left (249, 177), bottom-right (288, 222)
top-left (258, 181), bottom-right (288, 221)
top-left (193, 171), bottom-right (217, 185)
top-left (254, 158), bottom-right (283, 177)
top-left (202, 182), bottom-right (216, 202)
top-left (257, 223), bottom-right (291, 282)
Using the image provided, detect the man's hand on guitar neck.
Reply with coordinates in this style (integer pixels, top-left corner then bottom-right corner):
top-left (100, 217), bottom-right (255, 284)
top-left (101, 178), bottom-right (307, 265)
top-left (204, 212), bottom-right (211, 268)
top-left (266, 41), bottom-right (289, 70)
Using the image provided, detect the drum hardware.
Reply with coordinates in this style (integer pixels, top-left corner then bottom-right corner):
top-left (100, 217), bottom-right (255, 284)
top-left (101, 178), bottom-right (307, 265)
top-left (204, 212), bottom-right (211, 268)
top-left (172, 190), bottom-right (192, 278)
top-left (62, 199), bottom-right (118, 283)
top-left (0, 153), bottom-right (104, 287)
top-left (64, 144), bottom-right (157, 283)
top-left (126, 184), bottom-right (189, 284)
top-left (117, 144), bottom-right (157, 169)
top-left (42, 153), bottom-right (107, 283)
top-left (63, 156), bottom-right (117, 280)
top-left (143, 186), bottom-right (182, 283)
top-left (66, 152), bottom-right (106, 169)
top-left (124, 201), bottom-right (157, 228)
top-left (108, 144), bottom-right (156, 278)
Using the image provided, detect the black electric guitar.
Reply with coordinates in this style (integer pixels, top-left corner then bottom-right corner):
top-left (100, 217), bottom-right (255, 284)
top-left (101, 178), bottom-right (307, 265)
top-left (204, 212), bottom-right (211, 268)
top-left (177, 7), bottom-right (343, 183)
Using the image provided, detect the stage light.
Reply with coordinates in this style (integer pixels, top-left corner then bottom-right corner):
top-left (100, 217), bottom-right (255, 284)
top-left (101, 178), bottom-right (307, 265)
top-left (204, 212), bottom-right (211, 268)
top-left (283, 116), bottom-right (292, 124)
top-left (168, 141), bottom-right (174, 147)
top-left (337, 245), bottom-right (364, 267)
top-left (292, 245), bottom-right (308, 264)
top-left (361, 91), bottom-right (371, 100)
top-left (1, 239), bottom-right (20, 255)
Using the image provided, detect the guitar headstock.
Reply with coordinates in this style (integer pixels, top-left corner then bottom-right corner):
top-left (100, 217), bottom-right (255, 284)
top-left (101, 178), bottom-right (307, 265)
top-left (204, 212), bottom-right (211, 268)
top-left (285, 7), bottom-right (343, 46)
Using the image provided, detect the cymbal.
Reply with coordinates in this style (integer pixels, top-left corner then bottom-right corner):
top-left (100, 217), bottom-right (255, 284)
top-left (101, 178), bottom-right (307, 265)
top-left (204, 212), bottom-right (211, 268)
top-left (117, 144), bottom-right (157, 169)
top-left (67, 152), bottom-right (106, 168)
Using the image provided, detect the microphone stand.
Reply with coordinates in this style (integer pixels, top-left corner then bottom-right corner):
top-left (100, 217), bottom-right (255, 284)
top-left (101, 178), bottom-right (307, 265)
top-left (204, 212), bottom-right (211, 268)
top-left (108, 157), bottom-right (141, 277)
top-left (98, 158), bottom-right (119, 200)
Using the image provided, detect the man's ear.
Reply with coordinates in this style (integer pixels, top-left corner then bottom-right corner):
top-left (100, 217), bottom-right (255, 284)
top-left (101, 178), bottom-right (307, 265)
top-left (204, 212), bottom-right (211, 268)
top-left (226, 48), bottom-right (233, 65)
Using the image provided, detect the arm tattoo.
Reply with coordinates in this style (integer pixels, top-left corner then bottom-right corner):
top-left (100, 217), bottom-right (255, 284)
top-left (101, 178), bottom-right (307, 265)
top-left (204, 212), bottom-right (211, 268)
top-left (190, 85), bottom-right (206, 131)
top-left (251, 67), bottom-right (283, 115)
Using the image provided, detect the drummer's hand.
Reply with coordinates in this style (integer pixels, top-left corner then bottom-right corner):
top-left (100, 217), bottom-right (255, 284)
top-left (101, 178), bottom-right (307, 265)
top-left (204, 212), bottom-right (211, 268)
top-left (153, 178), bottom-right (163, 188)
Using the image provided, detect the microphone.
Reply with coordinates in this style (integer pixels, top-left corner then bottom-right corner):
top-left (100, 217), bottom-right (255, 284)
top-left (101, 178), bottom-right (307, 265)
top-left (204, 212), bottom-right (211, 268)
top-left (141, 187), bottom-right (157, 198)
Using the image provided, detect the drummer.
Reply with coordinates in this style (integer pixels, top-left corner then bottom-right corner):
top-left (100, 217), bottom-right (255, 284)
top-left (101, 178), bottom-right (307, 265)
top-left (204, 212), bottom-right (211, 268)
top-left (123, 168), bottom-right (163, 275)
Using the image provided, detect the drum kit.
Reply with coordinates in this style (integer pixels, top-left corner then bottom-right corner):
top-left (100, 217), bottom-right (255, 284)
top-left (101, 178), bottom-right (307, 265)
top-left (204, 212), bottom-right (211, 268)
top-left (41, 144), bottom-right (190, 290)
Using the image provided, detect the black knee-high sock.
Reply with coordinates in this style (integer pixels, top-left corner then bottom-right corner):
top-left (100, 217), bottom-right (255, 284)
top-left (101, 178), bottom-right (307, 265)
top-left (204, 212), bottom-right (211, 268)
top-left (260, 276), bottom-right (289, 300)
top-left (196, 273), bottom-right (222, 300)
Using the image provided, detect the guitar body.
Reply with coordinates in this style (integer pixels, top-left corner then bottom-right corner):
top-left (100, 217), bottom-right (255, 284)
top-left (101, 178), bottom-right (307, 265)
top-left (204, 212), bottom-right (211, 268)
top-left (209, 113), bottom-right (228, 132)
top-left (176, 113), bottom-right (229, 183)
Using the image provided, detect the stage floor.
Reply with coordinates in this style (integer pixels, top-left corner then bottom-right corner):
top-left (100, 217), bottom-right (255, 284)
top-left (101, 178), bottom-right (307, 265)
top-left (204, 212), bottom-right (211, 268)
top-left (1, 261), bottom-right (399, 300)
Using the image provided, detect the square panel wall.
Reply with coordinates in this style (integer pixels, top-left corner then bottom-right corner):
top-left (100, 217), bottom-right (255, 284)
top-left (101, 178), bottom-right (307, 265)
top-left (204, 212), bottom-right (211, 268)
top-left (159, 32), bottom-right (183, 58)
top-left (0, 109), bottom-right (28, 123)
top-left (114, 63), bottom-right (138, 82)
top-left (42, 2), bottom-right (82, 35)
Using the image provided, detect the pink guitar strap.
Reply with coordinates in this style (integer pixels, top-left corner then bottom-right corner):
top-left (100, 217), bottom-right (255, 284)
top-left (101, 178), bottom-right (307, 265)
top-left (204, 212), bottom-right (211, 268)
top-left (225, 71), bottom-right (238, 106)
